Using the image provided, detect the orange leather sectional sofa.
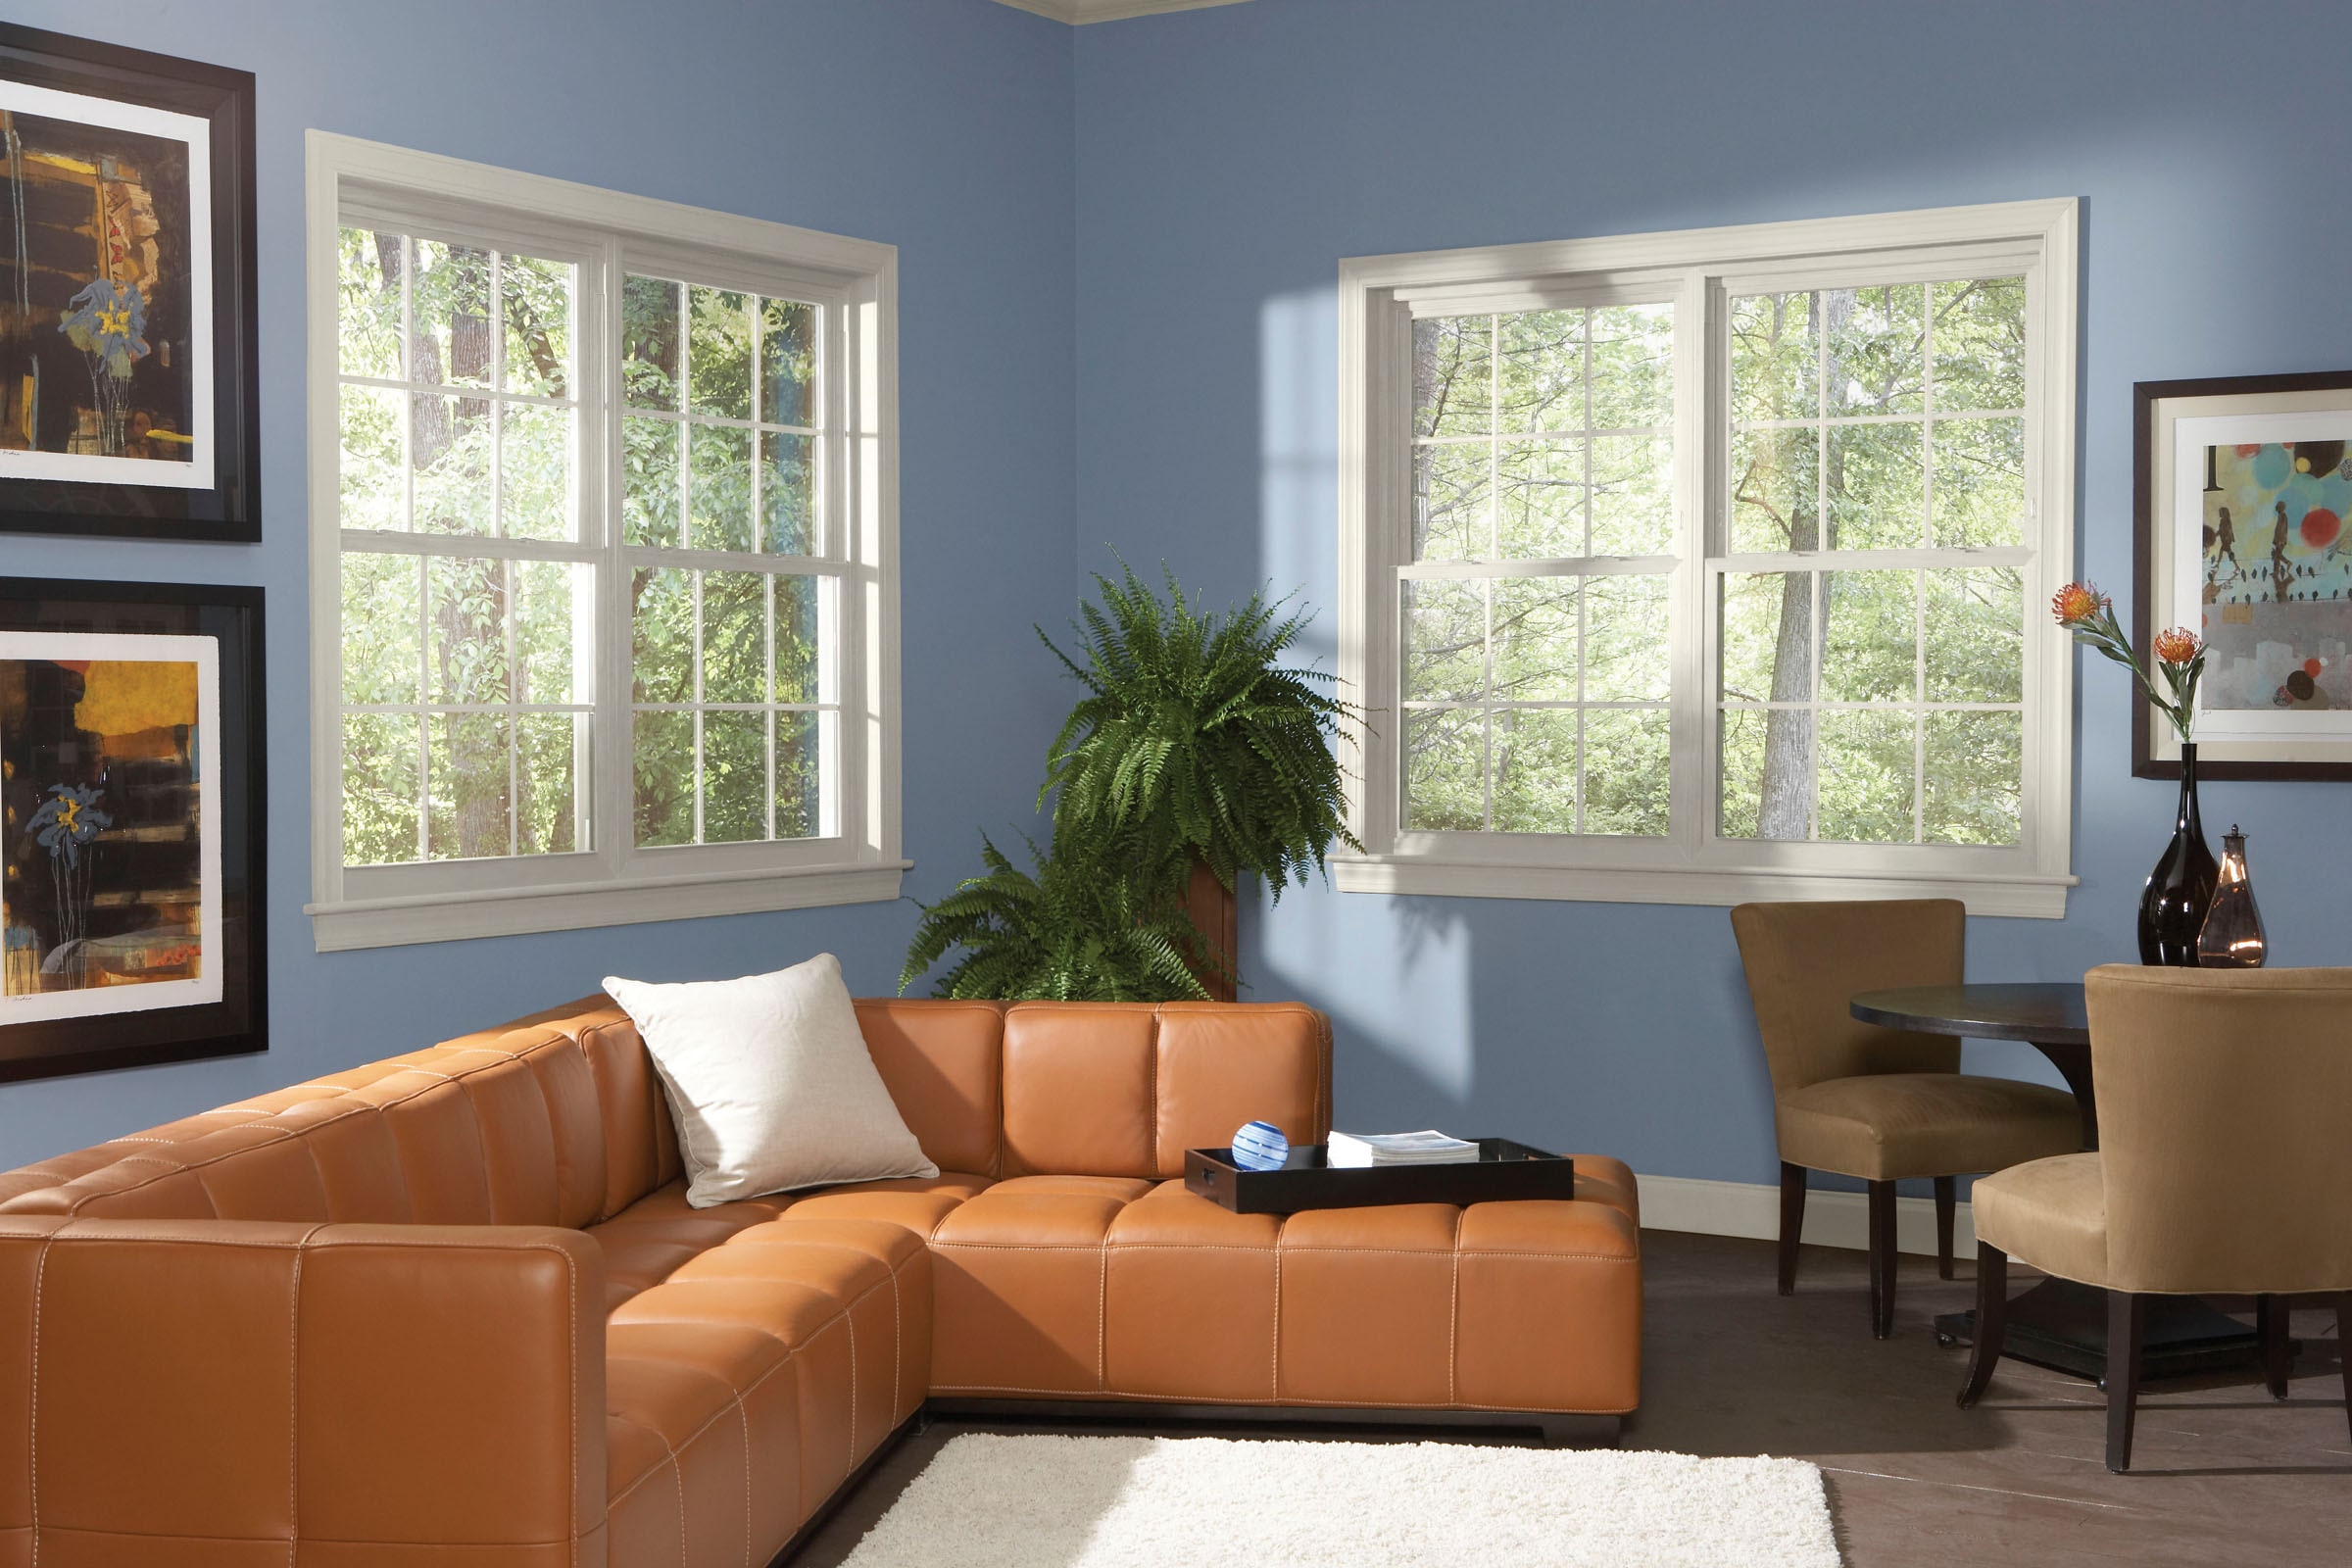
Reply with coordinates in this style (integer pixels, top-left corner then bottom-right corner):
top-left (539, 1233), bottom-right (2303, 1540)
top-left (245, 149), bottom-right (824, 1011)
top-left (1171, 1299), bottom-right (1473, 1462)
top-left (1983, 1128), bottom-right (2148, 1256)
top-left (0, 997), bottom-right (1642, 1565)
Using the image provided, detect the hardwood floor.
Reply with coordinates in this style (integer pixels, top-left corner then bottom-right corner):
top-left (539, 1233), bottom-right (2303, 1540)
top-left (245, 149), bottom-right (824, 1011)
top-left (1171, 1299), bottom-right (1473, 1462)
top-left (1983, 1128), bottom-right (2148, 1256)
top-left (791, 1229), bottom-right (2351, 1565)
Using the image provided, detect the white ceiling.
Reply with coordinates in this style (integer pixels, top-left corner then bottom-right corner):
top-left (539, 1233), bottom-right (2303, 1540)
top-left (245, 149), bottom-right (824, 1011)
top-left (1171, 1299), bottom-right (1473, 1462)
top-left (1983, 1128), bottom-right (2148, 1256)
top-left (991, 0), bottom-right (1251, 24)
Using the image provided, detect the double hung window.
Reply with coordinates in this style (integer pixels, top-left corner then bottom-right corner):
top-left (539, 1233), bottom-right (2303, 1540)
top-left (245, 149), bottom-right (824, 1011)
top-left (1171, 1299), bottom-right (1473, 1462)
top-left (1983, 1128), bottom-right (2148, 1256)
top-left (305, 134), bottom-right (901, 950)
top-left (1337, 202), bottom-right (2078, 914)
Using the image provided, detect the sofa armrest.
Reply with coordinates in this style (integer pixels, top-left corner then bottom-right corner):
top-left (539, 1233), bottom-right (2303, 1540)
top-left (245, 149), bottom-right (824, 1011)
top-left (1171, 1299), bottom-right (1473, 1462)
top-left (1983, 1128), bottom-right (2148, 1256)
top-left (0, 1216), bottom-right (605, 1563)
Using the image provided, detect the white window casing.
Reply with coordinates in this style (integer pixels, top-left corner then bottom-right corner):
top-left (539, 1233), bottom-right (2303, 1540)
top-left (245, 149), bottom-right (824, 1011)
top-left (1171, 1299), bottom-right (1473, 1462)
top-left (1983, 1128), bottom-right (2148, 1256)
top-left (1333, 200), bottom-right (2080, 917)
top-left (304, 132), bottom-right (904, 951)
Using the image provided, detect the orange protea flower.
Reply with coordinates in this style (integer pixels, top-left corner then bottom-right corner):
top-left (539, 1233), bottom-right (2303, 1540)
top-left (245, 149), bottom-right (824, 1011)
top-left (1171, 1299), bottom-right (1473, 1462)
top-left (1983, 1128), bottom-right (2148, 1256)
top-left (2050, 581), bottom-right (2106, 625)
top-left (2153, 627), bottom-right (2202, 665)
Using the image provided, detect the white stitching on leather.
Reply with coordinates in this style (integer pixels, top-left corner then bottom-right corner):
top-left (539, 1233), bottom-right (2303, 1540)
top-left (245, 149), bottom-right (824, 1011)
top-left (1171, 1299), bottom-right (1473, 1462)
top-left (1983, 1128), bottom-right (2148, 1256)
top-left (1447, 1207), bottom-right (1462, 1404)
top-left (27, 1234), bottom-right (50, 1568)
top-left (1269, 1235), bottom-right (1282, 1402)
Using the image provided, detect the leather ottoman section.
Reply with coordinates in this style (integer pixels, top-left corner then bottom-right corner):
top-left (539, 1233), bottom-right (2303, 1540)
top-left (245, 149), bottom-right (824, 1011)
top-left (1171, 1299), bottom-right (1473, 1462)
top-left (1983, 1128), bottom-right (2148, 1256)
top-left (1568, 1153), bottom-right (1641, 1225)
top-left (927, 1177), bottom-right (1155, 1396)
top-left (1102, 1182), bottom-right (1280, 1401)
top-left (1454, 1200), bottom-right (1642, 1414)
top-left (602, 1335), bottom-right (795, 1568)
top-left (1275, 1204), bottom-right (1460, 1406)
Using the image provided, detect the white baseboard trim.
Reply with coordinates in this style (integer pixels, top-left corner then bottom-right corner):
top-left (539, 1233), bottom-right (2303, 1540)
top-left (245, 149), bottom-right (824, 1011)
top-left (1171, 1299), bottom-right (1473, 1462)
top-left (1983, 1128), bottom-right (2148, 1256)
top-left (1636, 1173), bottom-right (1975, 1259)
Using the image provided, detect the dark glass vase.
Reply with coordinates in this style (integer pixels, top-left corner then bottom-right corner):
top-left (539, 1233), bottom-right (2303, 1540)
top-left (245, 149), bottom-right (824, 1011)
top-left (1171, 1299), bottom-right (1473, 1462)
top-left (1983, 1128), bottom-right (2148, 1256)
top-left (2138, 742), bottom-right (2219, 966)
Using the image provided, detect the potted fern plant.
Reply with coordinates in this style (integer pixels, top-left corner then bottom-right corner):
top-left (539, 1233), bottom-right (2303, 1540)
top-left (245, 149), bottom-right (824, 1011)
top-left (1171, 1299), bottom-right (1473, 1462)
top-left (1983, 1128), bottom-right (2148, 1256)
top-left (903, 564), bottom-right (1357, 1002)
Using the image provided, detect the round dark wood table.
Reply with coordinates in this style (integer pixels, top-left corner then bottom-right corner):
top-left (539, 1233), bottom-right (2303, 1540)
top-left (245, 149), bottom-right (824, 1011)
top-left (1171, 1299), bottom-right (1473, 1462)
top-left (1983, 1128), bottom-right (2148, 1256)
top-left (1848, 981), bottom-right (2258, 1385)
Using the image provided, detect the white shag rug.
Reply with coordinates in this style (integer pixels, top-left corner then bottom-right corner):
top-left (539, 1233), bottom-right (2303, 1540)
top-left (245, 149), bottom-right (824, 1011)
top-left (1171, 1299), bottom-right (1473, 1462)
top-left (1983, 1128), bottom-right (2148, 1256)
top-left (840, 1433), bottom-right (1840, 1568)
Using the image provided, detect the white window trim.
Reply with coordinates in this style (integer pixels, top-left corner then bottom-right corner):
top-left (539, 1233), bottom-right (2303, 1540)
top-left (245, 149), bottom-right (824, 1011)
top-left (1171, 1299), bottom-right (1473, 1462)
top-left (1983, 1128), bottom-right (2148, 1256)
top-left (1333, 199), bottom-right (2080, 918)
top-left (303, 131), bottom-right (905, 951)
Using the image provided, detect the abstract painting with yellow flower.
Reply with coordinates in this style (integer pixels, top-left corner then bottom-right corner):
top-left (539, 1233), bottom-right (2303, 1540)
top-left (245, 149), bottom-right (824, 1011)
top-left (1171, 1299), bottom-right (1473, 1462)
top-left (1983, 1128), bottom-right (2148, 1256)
top-left (0, 630), bottom-right (220, 1023)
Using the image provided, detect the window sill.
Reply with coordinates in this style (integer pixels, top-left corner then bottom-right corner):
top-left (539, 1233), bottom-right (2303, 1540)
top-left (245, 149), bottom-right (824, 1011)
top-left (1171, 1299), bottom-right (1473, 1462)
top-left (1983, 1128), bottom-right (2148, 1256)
top-left (306, 859), bottom-right (910, 952)
top-left (1328, 855), bottom-right (2074, 918)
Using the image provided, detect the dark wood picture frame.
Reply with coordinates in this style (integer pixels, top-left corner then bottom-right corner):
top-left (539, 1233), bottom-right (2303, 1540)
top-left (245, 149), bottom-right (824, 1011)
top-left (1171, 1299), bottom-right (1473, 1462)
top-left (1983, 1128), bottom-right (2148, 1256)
top-left (2132, 368), bottom-right (2352, 780)
top-left (0, 576), bottom-right (265, 1081)
top-left (0, 24), bottom-right (260, 541)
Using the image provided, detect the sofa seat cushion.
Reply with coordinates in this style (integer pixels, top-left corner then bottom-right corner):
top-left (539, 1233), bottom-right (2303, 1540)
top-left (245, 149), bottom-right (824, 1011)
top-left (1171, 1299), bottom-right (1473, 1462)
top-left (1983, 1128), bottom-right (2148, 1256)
top-left (605, 1216), bottom-right (932, 1565)
top-left (587, 1180), bottom-right (795, 1312)
top-left (773, 1171), bottom-right (992, 1237)
top-left (928, 1162), bottom-right (1642, 1416)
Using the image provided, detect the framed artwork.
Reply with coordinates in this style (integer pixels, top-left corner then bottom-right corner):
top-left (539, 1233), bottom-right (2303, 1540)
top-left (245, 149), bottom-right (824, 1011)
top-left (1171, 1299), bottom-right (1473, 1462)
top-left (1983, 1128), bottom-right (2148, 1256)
top-left (0, 24), bottom-right (258, 540)
top-left (2135, 369), bottom-right (2352, 779)
top-left (0, 577), bottom-right (264, 1081)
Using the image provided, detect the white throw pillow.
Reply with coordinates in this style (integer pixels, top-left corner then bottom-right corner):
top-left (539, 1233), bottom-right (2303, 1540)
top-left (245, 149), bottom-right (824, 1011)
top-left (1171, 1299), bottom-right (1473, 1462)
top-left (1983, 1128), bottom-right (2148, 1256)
top-left (603, 954), bottom-right (938, 1207)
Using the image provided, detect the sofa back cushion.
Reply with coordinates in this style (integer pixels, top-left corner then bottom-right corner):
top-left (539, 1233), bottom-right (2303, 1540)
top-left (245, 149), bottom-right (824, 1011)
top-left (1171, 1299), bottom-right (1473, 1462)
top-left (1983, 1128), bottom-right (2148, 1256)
top-left (999, 1002), bottom-right (1330, 1178)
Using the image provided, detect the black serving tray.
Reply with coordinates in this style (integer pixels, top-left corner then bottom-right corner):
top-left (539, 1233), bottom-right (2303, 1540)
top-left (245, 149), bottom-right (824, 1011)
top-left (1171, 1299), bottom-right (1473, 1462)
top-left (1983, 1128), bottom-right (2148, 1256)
top-left (1183, 1139), bottom-right (1574, 1215)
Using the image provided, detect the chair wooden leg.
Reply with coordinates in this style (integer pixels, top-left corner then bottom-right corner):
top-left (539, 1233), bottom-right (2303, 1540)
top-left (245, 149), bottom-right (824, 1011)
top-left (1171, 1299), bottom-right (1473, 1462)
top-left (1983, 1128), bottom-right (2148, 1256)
top-left (1934, 1176), bottom-right (1957, 1281)
top-left (1956, 1242), bottom-right (2008, 1408)
top-left (1867, 1180), bottom-right (1896, 1339)
top-left (2337, 1295), bottom-right (2352, 1447)
top-left (2105, 1291), bottom-right (2148, 1473)
top-left (2256, 1294), bottom-right (2291, 1400)
top-left (1777, 1162), bottom-right (1805, 1297)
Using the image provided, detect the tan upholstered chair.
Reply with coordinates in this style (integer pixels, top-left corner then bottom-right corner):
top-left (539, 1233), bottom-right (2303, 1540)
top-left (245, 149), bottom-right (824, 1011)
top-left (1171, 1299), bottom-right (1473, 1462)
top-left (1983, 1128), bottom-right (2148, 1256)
top-left (1961, 965), bottom-right (2352, 1472)
top-left (1732, 900), bottom-right (2082, 1337)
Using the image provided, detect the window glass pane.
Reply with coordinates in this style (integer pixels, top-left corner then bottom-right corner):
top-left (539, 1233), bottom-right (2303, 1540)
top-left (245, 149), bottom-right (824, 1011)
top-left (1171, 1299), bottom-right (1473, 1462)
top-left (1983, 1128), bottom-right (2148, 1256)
top-left (514, 561), bottom-right (580, 706)
top-left (1585, 574), bottom-right (1671, 702)
top-left (622, 416), bottom-right (682, 547)
top-left (701, 710), bottom-right (766, 844)
top-left (1820, 570), bottom-right (1918, 704)
top-left (760, 297), bottom-right (818, 428)
top-left (775, 710), bottom-right (820, 838)
top-left (341, 553), bottom-right (420, 706)
top-left (425, 711), bottom-right (511, 859)
top-left (1583, 709), bottom-right (1670, 837)
top-left (410, 240), bottom-right (494, 388)
top-left (1589, 304), bottom-right (1674, 431)
top-left (632, 567), bottom-right (694, 704)
top-left (1490, 708), bottom-right (1578, 833)
top-left (425, 557), bottom-right (512, 706)
top-left (774, 575), bottom-right (821, 705)
top-left (761, 431), bottom-right (816, 556)
top-left (337, 228), bottom-right (403, 379)
top-left (501, 402), bottom-right (572, 542)
top-left (1590, 432), bottom-right (1671, 557)
top-left (1932, 277), bottom-right (2026, 412)
top-left (688, 423), bottom-right (755, 552)
top-left (1403, 708), bottom-right (1483, 830)
top-left (411, 392), bottom-right (492, 535)
top-left (343, 713), bottom-right (419, 866)
top-left (1826, 284), bottom-right (1925, 416)
top-left (622, 274), bottom-right (682, 411)
top-left (1413, 316), bottom-right (1490, 439)
top-left (1816, 709), bottom-right (1915, 843)
top-left (516, 712), bottom-right (579, 856)
top-left (1924, 710), bottom-right (2023, 845)
top-left (1718, 705), bottom-right (1815, 842)
top-left (1413, 441), bottom-right (1488, 562)
top-left (1931, 416), bottom-right (2025, 548)
top-left (501, 253), bottom-right (571, 399)
top-left (1827, 421), bottom-right (1924, 550)
top-left (1491, 578), bottom-right (1577, 703)
top-left (688, 285), bottom-right (754, 419)
top-left (632, 710), bottom-right (694, 847)
top-left (339, 385), bottom-right (406, 533)
top-left (1720, 571), bottom-right (1812, 705)
top-left (1730, 292), bottom-right (1818, 424)
top-left (1925, 568), bottom-right (2023, 704)
top-left (702, 571), bottom-right (766, 705)
top-left (1403, 577), bottom-right (1486, 702)
top-left (1730, 425), bottom-right (1817, 555)
top-left (1495, 310), bottom-right (1582, 433)
top-left (1495, 438), bottom-right (1582, 558)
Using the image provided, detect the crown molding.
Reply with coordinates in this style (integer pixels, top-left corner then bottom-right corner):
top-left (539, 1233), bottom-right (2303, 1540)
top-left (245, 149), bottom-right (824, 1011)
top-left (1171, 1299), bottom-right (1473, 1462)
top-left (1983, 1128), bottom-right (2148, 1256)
top-left (992, 0), bottom-right (1250, 24)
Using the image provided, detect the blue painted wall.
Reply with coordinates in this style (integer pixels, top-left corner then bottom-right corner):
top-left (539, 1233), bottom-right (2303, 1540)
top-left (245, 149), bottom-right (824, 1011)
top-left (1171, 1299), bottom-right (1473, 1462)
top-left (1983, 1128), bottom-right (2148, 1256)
top-left (1071, 0), bottom-right (2352, 1183)
top-left (0, 0), bottom-right (1078, 1163)
top-left (10, 0), bottom-right (2345, 1190)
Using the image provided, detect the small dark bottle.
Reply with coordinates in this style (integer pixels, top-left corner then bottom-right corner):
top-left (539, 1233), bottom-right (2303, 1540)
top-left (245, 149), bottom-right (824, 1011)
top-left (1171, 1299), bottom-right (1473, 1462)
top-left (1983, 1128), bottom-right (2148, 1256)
top-left (2139, 743), bottom-right (2219, 966)
top-left (2194, 824), bottom-right (2266, 968)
